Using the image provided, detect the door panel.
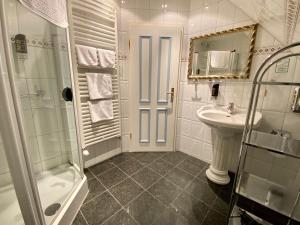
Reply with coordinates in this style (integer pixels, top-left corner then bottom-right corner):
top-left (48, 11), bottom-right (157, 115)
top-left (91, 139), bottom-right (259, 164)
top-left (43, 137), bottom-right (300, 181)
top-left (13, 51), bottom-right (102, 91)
top-left (129, 25), bottom-right (181, 152)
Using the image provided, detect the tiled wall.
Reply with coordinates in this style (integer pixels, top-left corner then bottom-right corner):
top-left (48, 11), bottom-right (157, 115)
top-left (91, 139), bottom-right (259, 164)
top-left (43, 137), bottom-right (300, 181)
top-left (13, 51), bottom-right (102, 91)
top-left (176, 0), bottom-right (300, 186)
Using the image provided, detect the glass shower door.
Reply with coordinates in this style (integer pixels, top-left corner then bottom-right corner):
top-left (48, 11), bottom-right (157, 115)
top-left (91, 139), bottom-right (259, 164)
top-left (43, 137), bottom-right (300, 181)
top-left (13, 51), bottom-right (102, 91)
top-left (3, 0), bottom-right (83, 224)
top-left (0, 131), bottom-right (25, 225)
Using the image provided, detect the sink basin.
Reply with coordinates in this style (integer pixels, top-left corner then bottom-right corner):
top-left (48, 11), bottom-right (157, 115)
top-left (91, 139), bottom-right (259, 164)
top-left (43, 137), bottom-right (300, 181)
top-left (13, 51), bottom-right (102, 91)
top-left (197, 105), bottom-right (262, 132)
top-left (196, 105), bottom-right (262, 185)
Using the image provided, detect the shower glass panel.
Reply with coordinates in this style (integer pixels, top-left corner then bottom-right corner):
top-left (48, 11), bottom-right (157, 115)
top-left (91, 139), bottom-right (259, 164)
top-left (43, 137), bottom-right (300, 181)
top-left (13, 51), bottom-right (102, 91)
top-left (0, 130), bottom-right (25, 225)
top-left (4, 0), bottom-right (82, 224)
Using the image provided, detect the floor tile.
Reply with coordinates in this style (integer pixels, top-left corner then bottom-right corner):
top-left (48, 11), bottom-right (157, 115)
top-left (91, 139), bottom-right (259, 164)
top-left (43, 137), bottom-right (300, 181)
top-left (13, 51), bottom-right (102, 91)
top-left (185, 179), bottom-right (218, 206)
top-left (81, 192), bottom-right (121, 225)
top-left (132, 152), bottom-right (160, 165)
top-left (102, 209), bottom-right (138, 225)
top-left (97, 167), bottom-right (128, 188)
top-left (132, 167), bottom-right (161, 189)
top-left (148, 178), bottom-right (182, 206)
top-left (202, 209), bottom-right (227, 225)
top-left (177, 159), bottom-right (205, 176)
top-left (148, 158), bottom-right (174, 176)
top-left (185, 156), bottom-right (209, 168)
top-left (162, 152), bottom-right (187, 165)
top-left (172, 192), bottom-right (209, 225)
top-left (84, 169), bottom-right (95, 180)
top-left (108, 153), bottom-right (133, 165)
top-left (84, 178), bottom-right (106, 203)
top-left (110, 178), bottom-right (144, 205)
top-left (212, 196), bottom-right (230, 216)
top-left (197, 168), bottom-right (209, 183)
top-left (152, 207), bottom-right (190, 225)
top-left (165, 167), bottom-right (194, 189)
top-left (117, 158), bottom-right (144, 176)
top-left (127, 192), bottom-right (166, 225)
top-left (89, 161), bottom-right (115, 176)
top-left (72, 211), bottom-right (88, 225)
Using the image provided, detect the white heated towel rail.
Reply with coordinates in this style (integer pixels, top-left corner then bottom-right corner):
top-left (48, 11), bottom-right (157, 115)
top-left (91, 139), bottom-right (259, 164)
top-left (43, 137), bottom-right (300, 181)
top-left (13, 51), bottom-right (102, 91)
top-left (68, 0), bottom-right (121, 148)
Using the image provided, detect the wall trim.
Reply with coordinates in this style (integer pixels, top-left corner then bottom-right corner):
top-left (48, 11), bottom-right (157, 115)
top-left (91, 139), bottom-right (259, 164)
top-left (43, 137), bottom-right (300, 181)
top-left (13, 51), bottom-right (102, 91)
top-left (84, 148), bottom-right (121, 168)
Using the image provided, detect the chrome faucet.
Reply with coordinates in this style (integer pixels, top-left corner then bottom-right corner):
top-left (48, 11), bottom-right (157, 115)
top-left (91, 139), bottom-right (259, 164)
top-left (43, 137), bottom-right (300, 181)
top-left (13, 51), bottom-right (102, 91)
top-left (227, 102), bottom-right (234, 114)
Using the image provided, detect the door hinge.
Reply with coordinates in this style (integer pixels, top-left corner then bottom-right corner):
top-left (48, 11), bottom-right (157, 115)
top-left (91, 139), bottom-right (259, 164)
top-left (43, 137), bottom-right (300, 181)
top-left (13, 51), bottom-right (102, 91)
top-left (130, 133), bottom-right (132, 139)
top-left (129, 40), bottom-right (131, 51)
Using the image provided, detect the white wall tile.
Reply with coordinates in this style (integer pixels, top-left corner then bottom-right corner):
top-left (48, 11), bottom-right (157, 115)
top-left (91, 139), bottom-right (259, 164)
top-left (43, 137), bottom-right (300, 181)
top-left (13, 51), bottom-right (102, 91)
top-left (121, 118), bottom-right (130, 134)
top-left (282, 113), bottom-right (300, 140)
top-left (136, 0), bottom-right (150, 9)
top-left (37, 133), bottom-right (61, 160)
top-left (216, 0), bottom-right (235, 27)
top-left (149, 9), bottom-right (165, 23)
top-left (33, 108), bottom-right (59, 135)
top-left (135, 9), bottom-right (151, 23)
top-left (150, 0), bottom-right (165, 10)
top-left (262, 86), bottom-right (291, 112)
top-left (258, 111), bottom-right (285, 133)
top-left (181, 101), bottom-right (193, 120)
top-left (180, 119), bottom-right (192, 137)
top-left (120, 81), bottom-right (129, 99)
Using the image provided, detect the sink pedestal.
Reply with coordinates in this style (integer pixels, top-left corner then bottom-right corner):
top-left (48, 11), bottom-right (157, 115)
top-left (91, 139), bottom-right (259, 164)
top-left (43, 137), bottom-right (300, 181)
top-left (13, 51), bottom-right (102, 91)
top-left (206, 129), bottom-right (240, 185)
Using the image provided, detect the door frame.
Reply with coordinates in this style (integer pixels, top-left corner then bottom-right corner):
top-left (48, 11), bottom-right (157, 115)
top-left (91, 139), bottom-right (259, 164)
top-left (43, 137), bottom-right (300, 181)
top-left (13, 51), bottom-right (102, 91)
top-left (128, 23), bottom-right (183, 152)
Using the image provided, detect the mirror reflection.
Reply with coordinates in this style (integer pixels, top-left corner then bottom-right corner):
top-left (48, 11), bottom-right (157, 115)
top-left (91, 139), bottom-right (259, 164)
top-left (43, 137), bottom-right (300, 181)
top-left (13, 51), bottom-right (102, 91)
top-left (188, 25), bottom-right (257, 79)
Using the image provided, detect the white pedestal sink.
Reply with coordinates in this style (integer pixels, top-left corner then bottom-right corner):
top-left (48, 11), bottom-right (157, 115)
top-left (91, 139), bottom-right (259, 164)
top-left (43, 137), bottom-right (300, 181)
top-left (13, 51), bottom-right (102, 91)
top-left (197, 105), bottom-right (262, 185)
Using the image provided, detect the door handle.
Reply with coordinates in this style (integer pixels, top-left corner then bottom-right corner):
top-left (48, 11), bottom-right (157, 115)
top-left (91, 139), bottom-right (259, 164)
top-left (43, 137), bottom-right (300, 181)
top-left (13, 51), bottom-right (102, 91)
top-left (167, 88), bottom-right (174, 103)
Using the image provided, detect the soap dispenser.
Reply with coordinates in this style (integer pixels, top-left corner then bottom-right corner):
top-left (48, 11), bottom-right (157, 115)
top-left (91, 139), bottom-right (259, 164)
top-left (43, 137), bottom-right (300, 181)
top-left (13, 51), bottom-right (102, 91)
top-left (211, 83), bottom-right (219, 97)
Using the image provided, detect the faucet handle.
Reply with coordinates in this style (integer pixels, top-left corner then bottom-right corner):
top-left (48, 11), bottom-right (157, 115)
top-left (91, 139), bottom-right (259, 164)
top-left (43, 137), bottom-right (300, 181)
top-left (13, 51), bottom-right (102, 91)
top-left (227, 102), bottom-right (234, 108)
top-left (227, 102), bottom-right (234, 114)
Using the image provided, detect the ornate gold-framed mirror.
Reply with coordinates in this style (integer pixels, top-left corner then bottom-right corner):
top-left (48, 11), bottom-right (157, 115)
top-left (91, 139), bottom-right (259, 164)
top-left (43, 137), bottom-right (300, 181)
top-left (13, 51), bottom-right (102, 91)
top-left (187, 24), bottom-right (258, 80)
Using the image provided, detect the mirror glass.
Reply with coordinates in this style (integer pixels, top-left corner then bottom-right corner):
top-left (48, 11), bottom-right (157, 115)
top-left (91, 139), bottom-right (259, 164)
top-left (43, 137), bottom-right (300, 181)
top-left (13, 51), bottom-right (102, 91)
top-left (188, 25), bottom-right (257, 79)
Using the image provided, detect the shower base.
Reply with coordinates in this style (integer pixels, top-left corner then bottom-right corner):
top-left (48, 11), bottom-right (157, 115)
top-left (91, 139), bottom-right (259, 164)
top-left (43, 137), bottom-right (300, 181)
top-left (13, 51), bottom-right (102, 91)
top-left (0, 164), bottom-right (87, 225)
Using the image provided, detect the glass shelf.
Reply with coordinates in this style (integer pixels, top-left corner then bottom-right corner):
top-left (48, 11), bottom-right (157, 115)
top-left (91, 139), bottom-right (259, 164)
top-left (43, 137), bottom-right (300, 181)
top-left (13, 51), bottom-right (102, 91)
top-left (235, 172), bottom-right (297, 220)
top-left (243, 131), bottom-right (300, 160)
top-left (255, 81), bottom-right (300, 86)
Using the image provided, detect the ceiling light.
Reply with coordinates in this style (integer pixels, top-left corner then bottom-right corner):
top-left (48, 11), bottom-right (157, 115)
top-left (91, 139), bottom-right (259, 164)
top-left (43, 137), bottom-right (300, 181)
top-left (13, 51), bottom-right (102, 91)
top-left (121, 0), bottom-right (125, 4)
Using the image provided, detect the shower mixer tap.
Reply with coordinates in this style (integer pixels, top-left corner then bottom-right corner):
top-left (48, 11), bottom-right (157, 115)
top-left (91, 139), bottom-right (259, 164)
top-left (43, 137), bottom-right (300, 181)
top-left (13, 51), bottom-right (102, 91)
top-left (20, 89), bottom-right (45, 98)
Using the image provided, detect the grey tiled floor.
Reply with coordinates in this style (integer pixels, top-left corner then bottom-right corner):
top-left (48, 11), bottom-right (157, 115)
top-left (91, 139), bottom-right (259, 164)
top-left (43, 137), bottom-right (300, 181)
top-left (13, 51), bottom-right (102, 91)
top-left (73, 152), bottom-right (233, 225)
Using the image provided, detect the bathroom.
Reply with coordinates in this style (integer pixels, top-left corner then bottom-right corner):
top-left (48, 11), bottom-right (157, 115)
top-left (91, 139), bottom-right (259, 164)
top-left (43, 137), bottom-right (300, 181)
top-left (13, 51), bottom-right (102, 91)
top-left (0, 0), bottom-right (300, 224)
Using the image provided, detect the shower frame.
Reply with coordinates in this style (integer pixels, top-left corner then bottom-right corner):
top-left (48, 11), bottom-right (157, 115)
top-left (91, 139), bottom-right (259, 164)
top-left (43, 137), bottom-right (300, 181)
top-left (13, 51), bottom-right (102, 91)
top-left (227, 41), bottom-right (300, 224)
top-left (0, 0), bottom-right (88, 224)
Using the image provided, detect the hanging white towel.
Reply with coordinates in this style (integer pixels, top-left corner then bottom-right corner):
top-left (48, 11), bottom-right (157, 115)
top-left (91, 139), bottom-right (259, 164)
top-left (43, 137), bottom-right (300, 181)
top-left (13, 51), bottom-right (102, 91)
top-left (209, 51), bottom-right (231, 69)
top-left (86, 73), bottom-right (113, 100)
top-left (18, 0), bottom-right (68, 28)
top-left (75, 45), bottom-right (98, 67)
top-left (97, 49), bottom-right (115, 68)
top-left (88, 100), bottom-right (113, 123)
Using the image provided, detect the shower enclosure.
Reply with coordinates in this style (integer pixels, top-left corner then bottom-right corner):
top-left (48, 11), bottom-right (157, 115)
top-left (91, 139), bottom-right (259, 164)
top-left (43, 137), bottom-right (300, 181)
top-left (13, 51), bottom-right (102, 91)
top-left (0, 0), bottom-right (87, 224)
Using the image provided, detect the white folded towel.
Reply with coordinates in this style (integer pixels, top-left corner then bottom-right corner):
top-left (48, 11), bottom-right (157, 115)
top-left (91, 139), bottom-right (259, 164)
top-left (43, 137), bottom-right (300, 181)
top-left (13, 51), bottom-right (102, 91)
top-left (88, 100), bottom-right (113, 123)
top-left (86, 73), bottom-right (113, 100)
top-left (97, 49), bottom-right (115, 68)
top-left (75, 44), bottom-right (98, 67)
top-left (209, 51), bottom-right (231, 69)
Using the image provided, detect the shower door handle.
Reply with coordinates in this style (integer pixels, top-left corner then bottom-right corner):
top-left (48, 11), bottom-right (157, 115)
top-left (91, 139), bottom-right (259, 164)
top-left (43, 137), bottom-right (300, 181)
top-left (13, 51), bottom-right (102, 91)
top-left (62, 87), bottom-right (73, 102)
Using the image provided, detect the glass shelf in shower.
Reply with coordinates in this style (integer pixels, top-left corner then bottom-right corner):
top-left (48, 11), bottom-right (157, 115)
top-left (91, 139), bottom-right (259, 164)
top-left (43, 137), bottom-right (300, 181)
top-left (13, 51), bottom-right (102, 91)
top-left (243, 131), bottom-right (300, 160)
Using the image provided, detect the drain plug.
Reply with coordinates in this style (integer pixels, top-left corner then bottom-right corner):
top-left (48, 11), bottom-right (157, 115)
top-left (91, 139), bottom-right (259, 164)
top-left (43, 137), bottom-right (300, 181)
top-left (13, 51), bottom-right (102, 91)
top-left (45, 203), bottom-right (61, 216)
